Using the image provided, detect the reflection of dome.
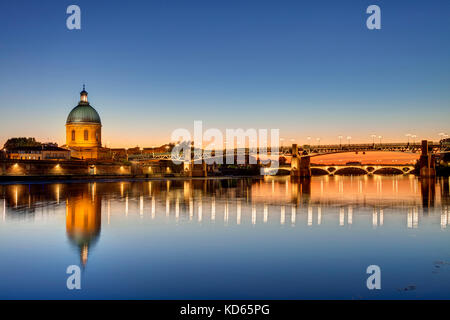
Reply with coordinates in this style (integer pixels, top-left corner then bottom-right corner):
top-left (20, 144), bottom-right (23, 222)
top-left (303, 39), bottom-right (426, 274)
top-left (66, 105), bottom-right (101, 124)
top-left (66, 189), bottom-right (102, 267)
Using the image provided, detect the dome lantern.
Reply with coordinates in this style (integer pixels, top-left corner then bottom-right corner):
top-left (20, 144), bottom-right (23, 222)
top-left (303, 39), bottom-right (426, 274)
top-left (80, 84), bottom-right (88, 103)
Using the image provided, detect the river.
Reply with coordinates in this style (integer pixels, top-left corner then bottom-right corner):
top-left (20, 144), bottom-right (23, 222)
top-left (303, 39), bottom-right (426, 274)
top-left (0, 175), bottom-right (449, 299)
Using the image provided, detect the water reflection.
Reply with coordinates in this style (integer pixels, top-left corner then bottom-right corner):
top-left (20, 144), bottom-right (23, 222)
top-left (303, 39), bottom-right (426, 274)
top-left (65, 184), bottom-right (101, 267)
top-left (0, 176), bottom-right (449, 268)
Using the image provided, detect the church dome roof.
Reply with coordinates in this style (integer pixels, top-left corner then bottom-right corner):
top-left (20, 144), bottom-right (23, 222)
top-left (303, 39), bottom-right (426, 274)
top-left (66, 86), bottom-right (101, 124)
top-left (66, 104), bottom-right (101, 124)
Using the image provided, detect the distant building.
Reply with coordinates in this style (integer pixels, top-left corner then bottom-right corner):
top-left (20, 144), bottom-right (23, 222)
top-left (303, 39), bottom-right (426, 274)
top-left (110, 148), bottom-right (127, 161)
top-left (65, 86), bottom-right (109, 160)
top-left (126, 147), bottom-right (141, 155)
top-left (142, 144), bottom-right (173, 154)
top-left (6, 145), bottom-right (70, 160)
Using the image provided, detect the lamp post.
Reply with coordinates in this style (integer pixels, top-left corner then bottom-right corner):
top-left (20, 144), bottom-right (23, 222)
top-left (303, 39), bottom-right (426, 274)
top-left (371, 134), bottom-right (377, 147)
top-left (405, 134), bottom-right (411, 146)
top-left (411, 135), bottom-right (417, 146)
top-left (316, 137), bottom-right (321, 147)
top-left (378, 135), bottom-right (382, 146)
top-left (346, 136), bottom-right (352, 146)
top-left (338, 135), bottom-right (343, 148)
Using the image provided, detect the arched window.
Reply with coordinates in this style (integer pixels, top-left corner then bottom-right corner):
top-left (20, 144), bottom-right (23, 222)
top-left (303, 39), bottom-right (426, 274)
top-left (71, 130), bottom-right (75, 141)
top-left (95, 131), bottom-right (99, 142)
top-left (84, 130), bottom-right (89, 141)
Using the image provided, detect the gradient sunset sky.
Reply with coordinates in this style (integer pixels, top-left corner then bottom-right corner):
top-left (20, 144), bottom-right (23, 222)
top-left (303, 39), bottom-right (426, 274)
top-left (0, 0), bottom-right (449, 148)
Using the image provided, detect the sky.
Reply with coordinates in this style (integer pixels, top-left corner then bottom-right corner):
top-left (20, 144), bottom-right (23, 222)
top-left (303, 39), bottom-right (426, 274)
top-left (0, 0), bottom-right (449, 148)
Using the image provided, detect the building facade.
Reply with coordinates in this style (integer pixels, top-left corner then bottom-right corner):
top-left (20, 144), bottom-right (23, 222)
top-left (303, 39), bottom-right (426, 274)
top-left (6, 145), bottom-right (71, 160)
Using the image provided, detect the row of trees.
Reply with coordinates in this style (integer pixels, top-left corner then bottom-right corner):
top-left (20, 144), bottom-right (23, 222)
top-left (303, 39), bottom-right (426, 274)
top-left (2, 137), bottom-right (42, 150)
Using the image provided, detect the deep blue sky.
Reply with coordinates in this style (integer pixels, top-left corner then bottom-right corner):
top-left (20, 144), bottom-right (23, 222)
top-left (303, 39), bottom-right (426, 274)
top-left (0, 0), bottom-right (449, 147)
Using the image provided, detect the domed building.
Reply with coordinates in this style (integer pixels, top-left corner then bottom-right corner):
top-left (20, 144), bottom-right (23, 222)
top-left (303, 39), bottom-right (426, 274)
top-left (65, 86), bottom-right (108, 159)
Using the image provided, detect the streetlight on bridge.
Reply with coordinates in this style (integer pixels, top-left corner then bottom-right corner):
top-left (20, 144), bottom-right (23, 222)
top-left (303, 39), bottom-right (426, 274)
top-left (378, 135), bottom-right (382, 146)
top-left (406, 133), bottom-right (411, 145)
top-left (338, 135), bottom-right (343, 148)
top-left (411, 135), bottom-right (417, 146)
top-left (371, 134), bottom-right (377, 147)
top-left (316, 137), bottom-right (321, 147)
top-left (346, 136), bottom-right (352, 146)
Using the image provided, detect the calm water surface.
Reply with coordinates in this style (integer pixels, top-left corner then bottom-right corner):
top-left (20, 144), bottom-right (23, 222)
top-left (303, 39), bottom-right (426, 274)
top-left (0, 176), bottom-right (449, 299)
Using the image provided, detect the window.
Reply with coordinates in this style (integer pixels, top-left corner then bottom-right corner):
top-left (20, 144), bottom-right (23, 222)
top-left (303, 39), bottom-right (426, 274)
top-left (71, 130), bottom-right (75, 141)
top-left (84, 130), bottom-right (88, 141)
top-left (96, 131), bottom-right (99, 142)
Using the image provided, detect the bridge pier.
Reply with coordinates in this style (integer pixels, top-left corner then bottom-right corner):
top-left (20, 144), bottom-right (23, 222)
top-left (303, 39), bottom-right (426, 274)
top-left (184, 160), bottom-right (207, 177)
top-left (182, 146), bottom-right (208, 177)
top-left (419, 140), bottom-right (436, 177)
top-left (291, 144), bottom-right (311, 178)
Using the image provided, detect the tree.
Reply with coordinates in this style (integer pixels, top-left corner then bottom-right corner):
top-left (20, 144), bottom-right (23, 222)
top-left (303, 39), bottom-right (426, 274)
top-left (3, 137), bottom-right (41, 150)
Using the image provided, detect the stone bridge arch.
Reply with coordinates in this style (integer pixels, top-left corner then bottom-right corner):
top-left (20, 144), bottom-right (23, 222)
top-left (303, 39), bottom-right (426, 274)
top-left (333, 167), bottom-right (369, 175)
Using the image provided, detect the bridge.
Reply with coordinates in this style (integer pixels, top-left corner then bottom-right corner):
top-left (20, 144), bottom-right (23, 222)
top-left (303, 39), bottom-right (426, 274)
top-left (273, 164), bottom-right (416, 176)
top-left (129, 141), bottom-right (447, 162)
top-left (127, 140), bottom-right (445, 178)
top-left (281, 141), bottom-right (443, 156)
top-left (290, 140), bottom-right (440, 178)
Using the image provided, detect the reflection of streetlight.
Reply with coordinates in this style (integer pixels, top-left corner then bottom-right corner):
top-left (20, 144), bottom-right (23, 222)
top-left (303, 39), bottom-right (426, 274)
top-left (346, 136), bottom-right (352, 146)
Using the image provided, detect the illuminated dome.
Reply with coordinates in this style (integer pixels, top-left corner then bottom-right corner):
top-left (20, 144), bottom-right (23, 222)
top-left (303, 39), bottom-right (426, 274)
top-left (66, 86), bottom-right (101, 124)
